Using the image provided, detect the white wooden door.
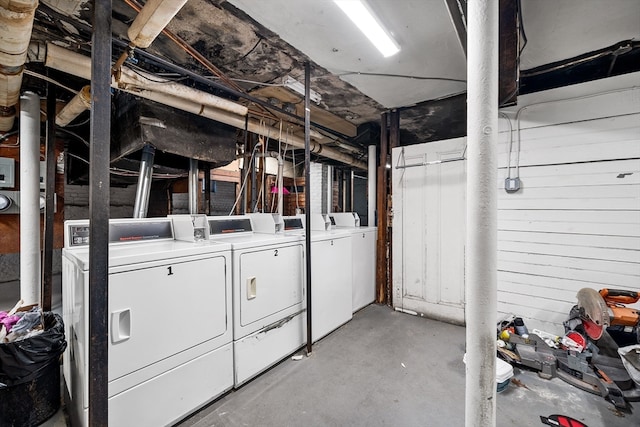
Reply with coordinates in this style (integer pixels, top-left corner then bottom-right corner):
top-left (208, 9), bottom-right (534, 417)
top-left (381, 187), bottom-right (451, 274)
top-left (392, 138), bottom-right (466, 324)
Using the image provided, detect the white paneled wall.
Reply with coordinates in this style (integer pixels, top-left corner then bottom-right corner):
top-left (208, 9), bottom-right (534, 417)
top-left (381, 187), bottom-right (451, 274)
top-left (496, 77), bottom-right (640, 333)
top-left (391, 72), bottom-right (640, 331)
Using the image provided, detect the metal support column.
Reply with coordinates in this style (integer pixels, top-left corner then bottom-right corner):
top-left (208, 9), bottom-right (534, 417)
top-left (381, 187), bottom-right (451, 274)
top-left (89, 1), bottom-right (112, 425)
top-left (241, 115), bottom-right (249, 214)
top-left (304, 61), bottom-right (313, 355)
top-left (42, 83), bottom-right (56, 311)
top-left (203, 163), bottom-right (211, 215)
top-left (188, 158), bottom-right (198, 214)
top-left (465, 0), bottom-right (499, 426)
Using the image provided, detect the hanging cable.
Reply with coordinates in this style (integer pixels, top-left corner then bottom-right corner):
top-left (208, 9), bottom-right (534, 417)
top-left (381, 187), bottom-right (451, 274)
top-left (229, 142), bottom-right (262, 215)
top-left (499, 112), bottom-right (514, 178)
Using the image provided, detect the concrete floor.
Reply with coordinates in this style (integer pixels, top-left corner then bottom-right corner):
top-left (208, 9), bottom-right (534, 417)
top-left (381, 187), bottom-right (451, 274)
top-left (178, 305), bottom-right (639, 427)
top-left (2, 280), bottom-right (639, 427)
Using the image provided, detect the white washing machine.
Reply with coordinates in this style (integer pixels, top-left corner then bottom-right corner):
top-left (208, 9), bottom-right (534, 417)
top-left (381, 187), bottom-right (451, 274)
top-left (62, 217), bottom-right (233, 427)
top-left (278, 214), bottom-right (353, 343)
top-left (207, 214), bottom-right (306, 386)
top-left (329, 212), bottom-right (377, 313)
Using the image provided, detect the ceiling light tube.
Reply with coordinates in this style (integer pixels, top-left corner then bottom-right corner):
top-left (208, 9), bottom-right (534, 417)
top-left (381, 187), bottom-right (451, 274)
top-left (283, 75), bottom-right (322, 104)
top-left (334, 0), bottom-right (400, 57)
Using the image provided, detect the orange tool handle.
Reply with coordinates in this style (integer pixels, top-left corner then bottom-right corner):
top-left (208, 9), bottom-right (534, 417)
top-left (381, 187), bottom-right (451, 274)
top-left (600, 288), bottom-right (639, 304)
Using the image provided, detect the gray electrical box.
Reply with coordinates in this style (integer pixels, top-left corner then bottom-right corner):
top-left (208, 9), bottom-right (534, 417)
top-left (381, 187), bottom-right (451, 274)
top-left (0, 157), bottom-right (15, 188)
top-left (40, 161), bottom-right (46, 189)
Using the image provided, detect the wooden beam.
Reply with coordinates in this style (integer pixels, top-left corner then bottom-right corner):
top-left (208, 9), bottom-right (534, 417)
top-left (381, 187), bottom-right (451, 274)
top-left (444, 0), bottom-right (467, 57)
top-left (387, 110), bottom-right (400, 306)
top-left (376, 113), bottom-right (389, 304)
top-left (499, 0), bottom-right (519, 106)
top-left (250, 86), bottom-right (357, 137)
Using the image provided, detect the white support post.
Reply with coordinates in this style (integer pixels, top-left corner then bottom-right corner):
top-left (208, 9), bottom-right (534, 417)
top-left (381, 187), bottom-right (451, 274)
top-left (19, 91), bottom-right (41, 306)
top-left (465, 0), bottom-right (499, 426)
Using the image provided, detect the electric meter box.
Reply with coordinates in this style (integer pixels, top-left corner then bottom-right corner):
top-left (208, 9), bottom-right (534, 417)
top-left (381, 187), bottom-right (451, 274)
top-left (0, 157), bottom-right (15, 188)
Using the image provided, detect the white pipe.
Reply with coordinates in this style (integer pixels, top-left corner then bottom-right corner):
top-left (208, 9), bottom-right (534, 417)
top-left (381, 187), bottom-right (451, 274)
top-left (56, 85), bottom-right (91, 127)
top-left (367, 145), bottom-right (376, 226)
top-left (19, 91), bottom-right (41, 306)
top-left (43, 44), bottom-right (368, 169)
top-left (465, 0), bottom-right (498, 426)
top-left (326, 165), bottom-right (333, 214)
top-left (188, 158), bottom-right (198, 214)
top-left (127, 0), bottom-right (188, 48)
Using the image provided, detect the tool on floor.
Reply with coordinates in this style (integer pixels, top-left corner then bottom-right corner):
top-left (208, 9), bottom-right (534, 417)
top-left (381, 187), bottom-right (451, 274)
top-left (540, 414), bottom-right (589, 427)
top-left (498, 288), bottom-right (640, 411)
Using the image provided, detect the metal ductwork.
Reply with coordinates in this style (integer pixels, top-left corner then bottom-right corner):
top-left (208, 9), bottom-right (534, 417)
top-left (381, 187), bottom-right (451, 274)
top-left (132, 144), bottom-right (156, 218)
top-left (0, 0), bottom-right (38, 131)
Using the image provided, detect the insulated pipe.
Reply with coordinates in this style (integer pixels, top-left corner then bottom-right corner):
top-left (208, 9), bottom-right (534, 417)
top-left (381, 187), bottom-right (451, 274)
top-left (133, 89), bottom-right (367, 169)
top-left (367, 145), bottom-right (376, 226)
top-left (127, 0), bottom-right (188, 48)
top-left (19, 91), bottom-right (41, 305)
top-left (42, 44), bottom-right (367, 169)
top-left (56, 85), bottom-right (91, 127)
top-left (45, 43), bottom-right (248, 117)
top-left (465, 1), bottom-right (499, 426)
top-left (0, 0), bottom-right (38, 131)
top-left (132, 144), bottom-right (156, 218)
top-left (188, 158), bottom-right (198, 214)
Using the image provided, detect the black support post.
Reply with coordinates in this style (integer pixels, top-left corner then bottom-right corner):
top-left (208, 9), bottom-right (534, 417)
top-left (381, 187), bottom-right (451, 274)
top-left (304, 61), bottom-right (313, 355)
top-left (89, 2), bottom-right (112, 426)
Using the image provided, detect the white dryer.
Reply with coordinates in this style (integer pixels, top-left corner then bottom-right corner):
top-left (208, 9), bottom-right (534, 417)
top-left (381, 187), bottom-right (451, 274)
top-left (207, 215), bottom-right (306, 386)
top-left (329, 212), bottom-right (377, 313)
top-left (279, 214), bottom-right (352, 343)
top-left (62, 218), bottom-right (233, 427)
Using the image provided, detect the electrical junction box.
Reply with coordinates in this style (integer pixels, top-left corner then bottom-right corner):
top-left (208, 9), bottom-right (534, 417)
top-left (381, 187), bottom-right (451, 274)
top-left (40, 161), bottom-right (46, 189)
top-left (0, 157), bottom-right (15, 188)
top-left (505, 177), bottom-right (521, 193)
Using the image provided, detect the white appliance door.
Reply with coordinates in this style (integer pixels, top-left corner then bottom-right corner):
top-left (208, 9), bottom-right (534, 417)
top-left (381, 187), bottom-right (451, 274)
top-left (311, 236), bottom-right (352, 342)
top-left (351, 229), bottom-right (376, 312)
top-left (238, 243), bottom-right (304, 328)
top-left (108, 254), bottom-right (228, 381)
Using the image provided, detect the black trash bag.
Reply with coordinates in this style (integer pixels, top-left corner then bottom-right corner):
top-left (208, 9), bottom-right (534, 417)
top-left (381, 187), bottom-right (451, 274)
top-left (0, 312), bottom-right (67, 388)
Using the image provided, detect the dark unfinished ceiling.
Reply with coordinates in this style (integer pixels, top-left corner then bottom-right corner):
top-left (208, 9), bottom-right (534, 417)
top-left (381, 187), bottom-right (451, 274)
top-left (17, 0), bottom-right (640, 174)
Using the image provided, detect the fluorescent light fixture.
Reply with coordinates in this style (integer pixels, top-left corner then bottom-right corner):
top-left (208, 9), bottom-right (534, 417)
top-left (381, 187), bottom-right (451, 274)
top-left (334, 0), bottom-right (400, 57)
top-left (283, 75), bottom-right (322, 104)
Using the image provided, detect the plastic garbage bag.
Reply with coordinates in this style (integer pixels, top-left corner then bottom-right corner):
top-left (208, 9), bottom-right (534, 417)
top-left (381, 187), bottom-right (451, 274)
top-left (618, 344), bottom-right (640, 386)
top-left (0, 312), bottom-right (66, 388)
top-left (10, 308), bottom-right (43, 336)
